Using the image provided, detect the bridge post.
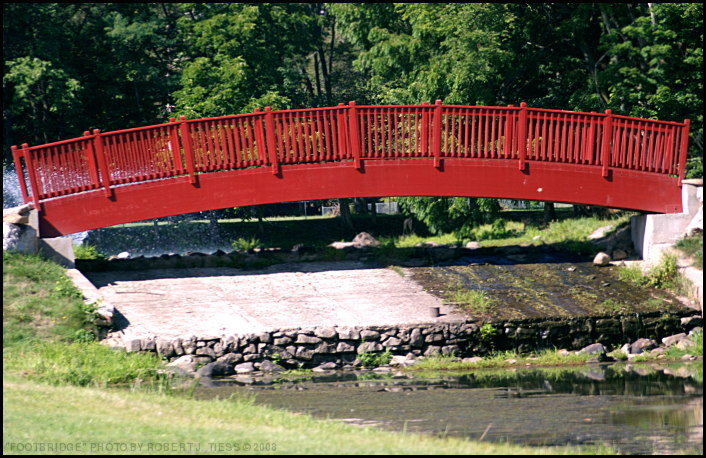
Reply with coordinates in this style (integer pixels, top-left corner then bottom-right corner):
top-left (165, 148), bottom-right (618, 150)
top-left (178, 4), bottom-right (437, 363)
top-left (91, 130), bottom-right (112, 197)
top-left (432, 100), bottom-right (443, 168)
top-left (19, 144), bottom-right (41, 210)
top-left (601, 109), bottom-right (613, 178)
top-left (168, 118), bottom-right (184, 174)
top-left (518, 102), bottom-right (528, 171)
top-left (348, 101), bottom-right (362, 169)
top-left (10, 145), bottom-right (30, 205)
top-left (178, 116), bottom-right (197, 185)
top-left (677, 119), bottom-right (691, 185)
top-left (82, 131), bottom-right (101, 192)
top-left (264, 107), bottom-right (280, 175)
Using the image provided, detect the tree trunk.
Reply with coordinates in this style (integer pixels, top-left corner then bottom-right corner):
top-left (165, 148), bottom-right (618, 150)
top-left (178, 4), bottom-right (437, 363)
top-left (338, 198), bottom-right (354, 230)
top-left (543, 202), bottom-right (557, 224)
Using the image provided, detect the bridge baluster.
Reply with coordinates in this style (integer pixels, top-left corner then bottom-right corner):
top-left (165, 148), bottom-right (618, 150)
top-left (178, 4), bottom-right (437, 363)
top-left (517, 102), bottom-right (528, 172)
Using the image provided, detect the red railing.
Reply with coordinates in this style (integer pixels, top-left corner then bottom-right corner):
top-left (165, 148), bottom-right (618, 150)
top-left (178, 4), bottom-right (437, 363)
top-left (12, 102), bottom-right (690, 210)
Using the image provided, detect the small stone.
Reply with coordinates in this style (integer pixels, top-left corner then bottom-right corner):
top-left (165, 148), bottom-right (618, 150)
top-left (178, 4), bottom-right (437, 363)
top-left (235, 362), bottom-right (255, 374)
top-left (196, 361), bottom-right (235, 378)
top-left (274, 336), bottom-right (292, 346)
top-left (352, 232), bottom-right (380, 247)
top-left (611, 249), bottom-right (628, 261)
top-left (259, 359), bottom-right (285, 373)
top-left (630, 338), bottom-right (657, 354)
top-left (357, 341), bottom-right (383, 353)
top-left (295, 334), bottom-right (322, 345)
top-left (360, 330), bottom-right (381, 341)
top-left (462, 356), bottom-right (484, 364)
top-left (337, 328), bottom-right (360, 340)
top-left (155, 339), bottom-right (174, 358)
top-left (312, 362), bottom-right (338, 372)
top-left (578, 343), bottom-right (606, 356)
top-left (314, 327), bottom-right (337, 339)
top-left (336, 342), bottom-right (355, 353)
top-left (216, 353), bottom-right (243, 365)
top-left (195, 346), bottom-right (216, 358)
top-left (167, 355), bottom-right (198, 374)
top-left (593, 252), bottom-right (611, 266)
top-left (409, 328), bottom-right (424, 348)
top-left (662, 333), bottom-right (688, 347)
top-left (389, 355), bottom-right (416, 367)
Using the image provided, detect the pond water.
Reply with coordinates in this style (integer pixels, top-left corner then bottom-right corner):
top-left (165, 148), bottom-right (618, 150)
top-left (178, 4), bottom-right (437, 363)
top-left (194, 363), bottom-right (703, 455)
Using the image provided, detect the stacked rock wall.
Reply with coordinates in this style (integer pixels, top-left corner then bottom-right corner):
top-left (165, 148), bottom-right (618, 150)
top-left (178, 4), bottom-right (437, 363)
top-left (114, 311), bottom-right (701, 373)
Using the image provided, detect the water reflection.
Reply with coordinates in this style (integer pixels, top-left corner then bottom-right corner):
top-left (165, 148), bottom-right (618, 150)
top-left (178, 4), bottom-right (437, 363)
top-left (194, 363), bottom-right (703, 455)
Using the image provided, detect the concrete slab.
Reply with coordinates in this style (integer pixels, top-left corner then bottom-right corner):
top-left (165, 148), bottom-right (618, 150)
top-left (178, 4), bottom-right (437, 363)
top-left (83, 261), bottom-right (463, 340)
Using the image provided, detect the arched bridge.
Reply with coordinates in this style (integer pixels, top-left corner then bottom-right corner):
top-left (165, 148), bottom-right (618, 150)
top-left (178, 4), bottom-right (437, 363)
top-left (12, 101), bottom-right (690, 238)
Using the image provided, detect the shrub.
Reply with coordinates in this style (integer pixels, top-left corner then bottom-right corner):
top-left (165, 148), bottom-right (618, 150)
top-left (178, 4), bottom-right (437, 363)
top-left (231, 237), bottom-right (262, 252)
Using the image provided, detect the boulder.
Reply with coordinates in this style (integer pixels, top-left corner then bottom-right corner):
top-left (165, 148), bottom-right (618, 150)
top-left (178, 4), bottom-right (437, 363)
top-left (629, 338), bottom-right (657, 354)
top-left (578, 343), bottom-right (607, 356)
top-left (352, 232), bottom-right (380, 247)
top-left (167, 355), bottom-right (198, 374)
top-left (592, 252), bottom-right (611, 266)
top-left (258, 359), bottom-right (285, 373)
top-left (234, 362), bottom-right (255, 374)
top-left (196, 361), bottom-right (235, 378)
top-left (588, 225), bottom-right (614, 240)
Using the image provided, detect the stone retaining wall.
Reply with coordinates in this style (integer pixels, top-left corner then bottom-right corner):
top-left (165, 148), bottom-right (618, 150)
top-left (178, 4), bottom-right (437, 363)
top-left (114, 310), bottom-right (701, 373)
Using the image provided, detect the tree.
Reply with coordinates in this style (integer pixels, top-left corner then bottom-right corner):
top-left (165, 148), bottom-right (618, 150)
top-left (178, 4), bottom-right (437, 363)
top-left (397, 197), bottom-right (500, 238)
top-left (3, 3), bottom-right (180, 159)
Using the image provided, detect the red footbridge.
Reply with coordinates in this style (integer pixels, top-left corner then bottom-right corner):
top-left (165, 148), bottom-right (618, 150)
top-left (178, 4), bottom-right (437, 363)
top-left (12, 101), bottom-right (691, 238)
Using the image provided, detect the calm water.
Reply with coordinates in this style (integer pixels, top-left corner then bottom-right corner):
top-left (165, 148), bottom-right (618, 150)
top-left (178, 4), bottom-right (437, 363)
top-left (195, 363), bottom-right (703, 455)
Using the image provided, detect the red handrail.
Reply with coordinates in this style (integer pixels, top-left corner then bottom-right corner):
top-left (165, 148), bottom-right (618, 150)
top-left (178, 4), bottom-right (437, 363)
top-left (11, 102), bottom-right (690, 206)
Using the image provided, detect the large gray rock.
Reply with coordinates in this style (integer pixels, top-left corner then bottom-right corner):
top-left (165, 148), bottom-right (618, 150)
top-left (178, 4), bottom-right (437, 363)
top-left (629, 338), bottom-right (657, 354)
top-left (592, 252), bottom-right (611, 266)
top-left (352, 232), bottom-right (380, 247)
top-left (578, 343), bottom-right (607, 356)
top-left (196, 361), bottom-right (235, 378)
top-left (258, 359), bottom-right (285, 373)
top-left (3, 222), bottom-right (38, 254)
top-left (167, 355), bottom-right (198, 374)
top-left (235, 362), bottom-right (255, 374)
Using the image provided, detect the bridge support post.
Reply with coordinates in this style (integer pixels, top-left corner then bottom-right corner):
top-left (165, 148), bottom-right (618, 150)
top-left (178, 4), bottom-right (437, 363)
top-left (348, 101), bottom-right (362, 170)
top-left (92, 130), bottom-right (112, 197)
top-left (10, 145), bottom-right (31, 205)
top-left (432, 100), bottom-right (443, 169)
top-left (601, 109), bottom-right (613, 178)
top-left (677, 119), bottom-right (691, 185)
top-left (178, 116), bottom-right (198, 185)
top-left (264, 107), bottom-right (280, 175)
top-left (83, 131), bottom-right (101, 193)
